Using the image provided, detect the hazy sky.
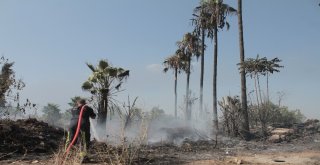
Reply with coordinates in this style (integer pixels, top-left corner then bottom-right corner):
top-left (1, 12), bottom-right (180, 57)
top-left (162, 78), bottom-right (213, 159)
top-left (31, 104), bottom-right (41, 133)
top-left (0, 0), bottom-right (319, 119)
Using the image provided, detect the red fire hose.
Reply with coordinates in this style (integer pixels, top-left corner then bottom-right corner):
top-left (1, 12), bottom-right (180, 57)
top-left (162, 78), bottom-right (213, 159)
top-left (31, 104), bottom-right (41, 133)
top-left (64, 105), bottom-right (86, 158)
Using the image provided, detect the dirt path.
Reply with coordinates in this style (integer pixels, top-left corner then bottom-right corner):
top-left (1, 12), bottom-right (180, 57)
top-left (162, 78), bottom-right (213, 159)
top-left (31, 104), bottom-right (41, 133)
top-left (1, 150), bottom-right (319, 165)
top-left (186, 151), bottom-right (320, 165)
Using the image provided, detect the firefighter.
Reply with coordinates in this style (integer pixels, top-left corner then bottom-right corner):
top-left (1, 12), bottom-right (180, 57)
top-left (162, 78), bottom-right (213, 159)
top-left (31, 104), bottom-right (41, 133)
top-left (66, 98), bottom-right (96, 154)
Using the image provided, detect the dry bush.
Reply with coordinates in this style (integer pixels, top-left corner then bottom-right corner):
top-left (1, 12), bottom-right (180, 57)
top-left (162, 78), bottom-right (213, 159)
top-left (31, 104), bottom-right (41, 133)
top-left (219, 96), bottom-right (242, 137)
top-left (53, 145), bottom-right (84, 165)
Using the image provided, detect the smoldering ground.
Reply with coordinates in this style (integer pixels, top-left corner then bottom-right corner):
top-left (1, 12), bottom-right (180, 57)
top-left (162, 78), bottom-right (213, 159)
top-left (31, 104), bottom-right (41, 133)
top-left (89, 112), bottom-right (213, 146)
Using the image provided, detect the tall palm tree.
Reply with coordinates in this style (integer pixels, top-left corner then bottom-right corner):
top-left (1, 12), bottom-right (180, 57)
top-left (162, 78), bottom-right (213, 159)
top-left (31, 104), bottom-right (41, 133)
top-left (201, 0), bottom-right (236, 135)
top-left (177, 33), bottom-right (201, 121)
top-left (192, 2), bottom-right (210, 116)
top-left (82, 59), bottom-right (129, 125)
top-left (163, 52), bottom-right (187, 119)
top-left (237, 0), bottom-right (250, 140)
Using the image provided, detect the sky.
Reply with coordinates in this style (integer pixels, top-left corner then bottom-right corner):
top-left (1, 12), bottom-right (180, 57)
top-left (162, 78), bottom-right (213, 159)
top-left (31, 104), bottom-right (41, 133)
top-left (0, 0), bottom-right (319, 119)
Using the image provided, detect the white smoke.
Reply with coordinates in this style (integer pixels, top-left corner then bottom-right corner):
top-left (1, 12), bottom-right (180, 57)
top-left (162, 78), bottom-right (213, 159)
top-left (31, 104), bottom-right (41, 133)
top-left (89, 111), bottom-right (213, 145)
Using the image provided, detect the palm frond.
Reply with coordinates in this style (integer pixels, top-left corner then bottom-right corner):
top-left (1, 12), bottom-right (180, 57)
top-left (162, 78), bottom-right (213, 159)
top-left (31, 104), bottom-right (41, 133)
top-left (163, 67), bottom-right (169, 73)
top-left (106, 67), bottom-right (118, 77)
top-left (82, 81), bottom-right (93, 90)
top-left (226, 21), bottom-right (230, 30)
top-left (118, 70), bottom-right (130, 78)
top-left (115, 82), bottom-right (122, 90)
top-left (86, 63), bottom-right (96, 72)
top-left (98, 60), bottom-right (109, 70)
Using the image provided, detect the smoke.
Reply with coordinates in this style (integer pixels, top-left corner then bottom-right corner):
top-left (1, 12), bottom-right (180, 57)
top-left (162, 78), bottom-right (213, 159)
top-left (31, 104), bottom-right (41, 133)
top-left (90, 112), bottom-right (213, 146)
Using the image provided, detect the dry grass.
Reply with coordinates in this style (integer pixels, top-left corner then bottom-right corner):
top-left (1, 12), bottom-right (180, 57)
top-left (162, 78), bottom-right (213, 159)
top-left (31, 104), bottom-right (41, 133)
top-left (53, 145), bottom-right (84, 165)
top-left (53, 119), bottom-right (149, 165)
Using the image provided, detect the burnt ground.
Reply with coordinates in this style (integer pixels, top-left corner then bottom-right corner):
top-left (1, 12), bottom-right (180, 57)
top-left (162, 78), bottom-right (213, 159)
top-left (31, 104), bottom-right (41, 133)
top-left (1, 135), bottom-right (320, 165)
top-left (0, 118), bottom-right (64, 155)
top-left (0, 119), bottom-right (320, 165)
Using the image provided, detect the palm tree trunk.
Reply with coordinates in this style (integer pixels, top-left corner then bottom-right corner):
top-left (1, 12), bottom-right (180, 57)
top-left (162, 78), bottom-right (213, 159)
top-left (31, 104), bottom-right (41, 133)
top-left (254, 74), bottom-right (260, 107)
top-left (238, 0), bottom-right (250, 140)
top-left (257, 75), bottom-right (267, 136)
top-left (174, 68), bottom-right (178, 119)
top-left (98, 98), bottom-right (106, 124)
top-left (266, 72), bottom-right (269, 102)
top-left (254, 74), bottom-right (260, 128)
top-left (200, 29), bottom-right (205, 117)
top-left (186, 56), bottom-right (191, 121)
top-left (98, 91), bottom-right (108, 125)
top-left (257, 75), bottom-right (263, 105)
top-left (213, 26), bottom-right (219, 137)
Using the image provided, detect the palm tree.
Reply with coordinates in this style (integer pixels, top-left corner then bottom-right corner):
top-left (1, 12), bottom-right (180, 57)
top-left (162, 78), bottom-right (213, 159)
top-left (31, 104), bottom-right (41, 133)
top-left (239, 56), bottom-right (265, 135)
top-left (240, 56), bottom-right (283, 136)
top-left (237, 0), bottom-right (250, 140)
top-left (177, 33), bottom-right (201, 121)
top-left (201, 0), bottom-right (236, 135)
top-left (264, 58), bottom-right (283, 101)
top-left (82, 59), bottom-right (129, 125)
top-left (239, 55), bottom-right (266, 107)
top-left (192, 2), bottom-right (210, 116)
top-left (241, 56), bottom-right (283, 104)
top-left (163, 53), bottom-right (187, 119)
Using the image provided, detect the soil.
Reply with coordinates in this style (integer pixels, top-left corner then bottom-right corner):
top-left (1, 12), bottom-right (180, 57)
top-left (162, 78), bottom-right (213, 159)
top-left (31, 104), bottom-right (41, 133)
top-left (0, 119), bottom-right (320, 165)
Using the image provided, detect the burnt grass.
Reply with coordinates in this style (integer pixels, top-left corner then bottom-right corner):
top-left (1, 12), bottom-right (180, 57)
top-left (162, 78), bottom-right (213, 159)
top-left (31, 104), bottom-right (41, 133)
top-left (87, 139), bottom-right (222, 165)
top-left (87, 132), bottom-right (320, 165)
top-left (0, 118), bottom-right (319, 164)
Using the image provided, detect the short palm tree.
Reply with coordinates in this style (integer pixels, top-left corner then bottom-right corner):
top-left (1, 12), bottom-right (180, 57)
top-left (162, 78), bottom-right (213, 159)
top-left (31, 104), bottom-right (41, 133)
top-left (163, 52), bottom-right (187, 119)
top-left (264, 57), bottom-right (283, 101)
top-left (239, 55), bottom-right (267, 107)
top-left (177, 32), bottom-right (201, 121)
top-left (239, 55), bottom-right (282, 136)
top-left (82, 59), bottom-right (129, 125)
